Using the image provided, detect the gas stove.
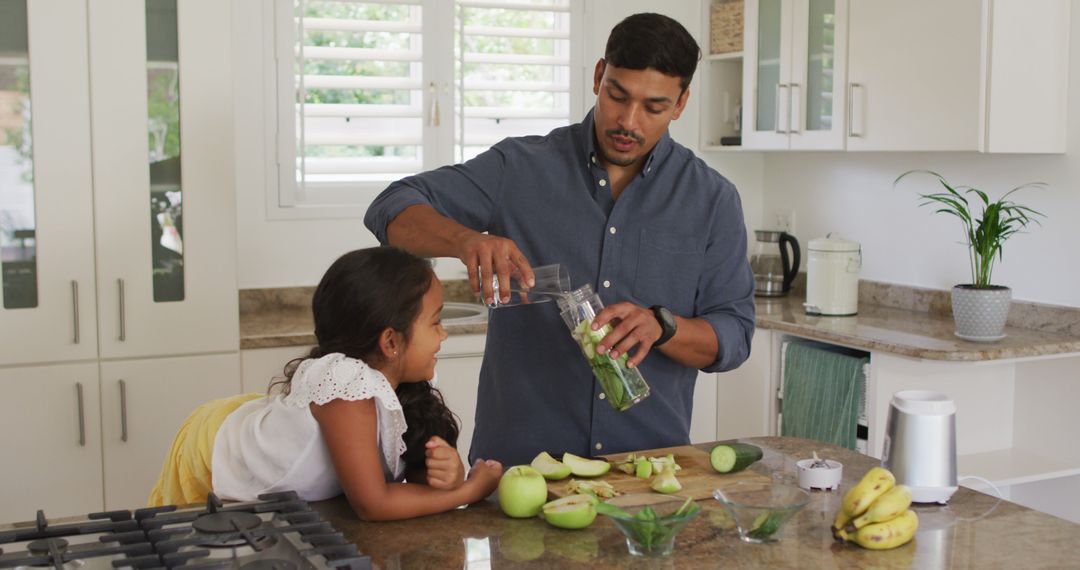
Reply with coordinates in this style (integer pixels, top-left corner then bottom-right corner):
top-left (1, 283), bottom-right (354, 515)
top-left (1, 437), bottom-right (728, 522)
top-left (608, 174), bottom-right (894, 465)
top-left (0, 492), bottom-right (371, 570)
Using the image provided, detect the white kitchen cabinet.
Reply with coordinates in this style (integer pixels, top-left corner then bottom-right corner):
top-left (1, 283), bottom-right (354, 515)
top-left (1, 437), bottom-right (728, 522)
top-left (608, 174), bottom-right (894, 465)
top-left (100, 353), bottom-right (240, 510)
top-left (241, 345), bottom-right (313, 394)
top-left (0, 0), bottom-right (98, 366)
top-left (0, 363), bottom-right (104, 520)
top-left (845, 0), bottom-right (1070, 153)
top-left (715, 328), bottom-right (775, 440)
top-left (690, 371), bottom-right (719, 444)
top-left (742, 0), bottom-right (849, 150)
top-left (88, 0), bottom-right (238, 358)
top-left (1, 0), bottom-right (237, 367)
top-left (845, 0), bottom-right (981, 151)
top-left (0, 0), bottom-right (240, 517)
top-left (434, 334), bottom-right (485, 464)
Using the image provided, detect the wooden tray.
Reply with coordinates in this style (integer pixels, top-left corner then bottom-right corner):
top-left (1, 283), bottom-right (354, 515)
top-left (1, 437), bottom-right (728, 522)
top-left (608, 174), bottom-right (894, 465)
top-left (547, 444), bottom-right (769, 508)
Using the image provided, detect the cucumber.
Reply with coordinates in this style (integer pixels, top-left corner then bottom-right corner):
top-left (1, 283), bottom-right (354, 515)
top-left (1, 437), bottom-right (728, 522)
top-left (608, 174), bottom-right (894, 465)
top-left (748, 510), bottom-right (785, 539)
top-left (709, 443), bottom-right (764, 473)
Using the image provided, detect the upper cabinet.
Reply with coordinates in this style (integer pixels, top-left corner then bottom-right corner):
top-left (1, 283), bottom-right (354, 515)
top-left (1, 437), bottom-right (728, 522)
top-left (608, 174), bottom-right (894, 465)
top-left (847, 0), bottom-right (1071, 153)
top-left (845, 0), bottom-right (982, 151)
top-left (0, 0), bottom-right (238, 367)
top-left (742, 0), bottom-right (849, 150)
top-left (715, 0), bottom-right (1071, 153)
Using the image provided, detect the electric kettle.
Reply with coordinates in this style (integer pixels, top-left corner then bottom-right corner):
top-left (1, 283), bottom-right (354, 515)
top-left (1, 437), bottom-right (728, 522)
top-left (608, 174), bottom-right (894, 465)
top-left (881, 390), bottom-right (958, 504)
top-left (749, 230), bottom-right (800, 297)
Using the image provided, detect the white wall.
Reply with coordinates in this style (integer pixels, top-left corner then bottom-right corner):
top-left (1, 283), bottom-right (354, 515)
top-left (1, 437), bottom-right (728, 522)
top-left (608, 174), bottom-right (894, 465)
top-left (760, 0), bottom-right (1079, 307)
top-left (232, 0), bottom-right (764, 288)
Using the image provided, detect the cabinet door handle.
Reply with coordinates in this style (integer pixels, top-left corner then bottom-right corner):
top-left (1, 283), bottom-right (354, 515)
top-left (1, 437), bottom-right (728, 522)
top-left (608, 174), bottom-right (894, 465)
top-left (71, 280), bottom-right (80, 344)
top-left (119, 379), bottom-right (128, 443)
top-left (76, 382), bottom-right (86, 447)
top-left (788, 83), bottom-right (800, 134)
top-left (117, 278), bottom-right (126, 342)
top-left (847, 83), bottom-right (863, 138)
top-left (774, 84), bottom-right (789, 134)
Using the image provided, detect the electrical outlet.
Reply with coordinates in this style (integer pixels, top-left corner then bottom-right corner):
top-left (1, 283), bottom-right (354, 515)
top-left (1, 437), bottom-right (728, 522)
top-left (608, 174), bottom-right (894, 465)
top-left (773, 209), bottom-right (795, 234)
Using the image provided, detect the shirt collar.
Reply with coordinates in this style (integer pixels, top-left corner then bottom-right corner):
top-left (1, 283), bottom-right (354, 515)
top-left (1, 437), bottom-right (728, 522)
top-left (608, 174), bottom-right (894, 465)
top-left (581, 107), bottom-right (673, 179)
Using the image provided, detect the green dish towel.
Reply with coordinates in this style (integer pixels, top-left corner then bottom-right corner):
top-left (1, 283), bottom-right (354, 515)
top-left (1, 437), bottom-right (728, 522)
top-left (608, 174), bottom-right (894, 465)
top-left (780, 341), bottom-right (868, 450)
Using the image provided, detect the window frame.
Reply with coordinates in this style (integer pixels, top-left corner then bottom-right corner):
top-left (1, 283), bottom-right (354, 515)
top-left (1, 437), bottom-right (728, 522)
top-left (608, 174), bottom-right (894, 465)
top-left (263, 0), bottom-right (583, 220)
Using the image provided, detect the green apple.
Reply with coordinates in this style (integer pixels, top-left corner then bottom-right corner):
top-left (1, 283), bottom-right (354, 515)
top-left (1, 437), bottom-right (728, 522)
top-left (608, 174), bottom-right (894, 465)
top-left (634, 456), bottom-right (653, 479)
top-left (541, 494), bottom-right (597, 530)
top-left (498, 465), bottom-right (550, 518)
top-left (651, 465), bottom-right (682, 494)
top-left (531, 451), bottom-right (572, 480)
top-left (562, 453), bottom-right (611, 477)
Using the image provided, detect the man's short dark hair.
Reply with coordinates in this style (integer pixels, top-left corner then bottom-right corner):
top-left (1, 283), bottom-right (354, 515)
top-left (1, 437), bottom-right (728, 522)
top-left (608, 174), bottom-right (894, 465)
top-left (604, 13), bottom-right (701, 91)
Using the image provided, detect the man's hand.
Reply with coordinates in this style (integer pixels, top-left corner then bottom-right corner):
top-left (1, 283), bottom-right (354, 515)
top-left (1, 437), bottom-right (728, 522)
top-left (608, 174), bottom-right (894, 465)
top-left (424, 436), bottom-right (465, 490)
top-left (590, 302), bottom-right (664, 369)
top-left (456, 233), bottom-right (534, 306)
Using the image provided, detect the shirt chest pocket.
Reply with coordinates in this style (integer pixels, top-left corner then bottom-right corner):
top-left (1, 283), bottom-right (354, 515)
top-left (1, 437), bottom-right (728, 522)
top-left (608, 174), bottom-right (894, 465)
top-left (632, 229), bottom-right (705, 315)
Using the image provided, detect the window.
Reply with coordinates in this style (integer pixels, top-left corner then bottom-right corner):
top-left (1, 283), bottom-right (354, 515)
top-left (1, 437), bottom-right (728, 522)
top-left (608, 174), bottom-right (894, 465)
top-left (270, 0), bottom-right (581, 215)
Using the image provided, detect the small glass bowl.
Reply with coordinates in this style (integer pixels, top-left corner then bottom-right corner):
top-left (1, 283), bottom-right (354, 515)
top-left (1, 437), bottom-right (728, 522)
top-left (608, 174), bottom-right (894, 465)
top-left (598, 494), bottom-right (701, 557)
top-left (712, 481), bottom-right (810, 543)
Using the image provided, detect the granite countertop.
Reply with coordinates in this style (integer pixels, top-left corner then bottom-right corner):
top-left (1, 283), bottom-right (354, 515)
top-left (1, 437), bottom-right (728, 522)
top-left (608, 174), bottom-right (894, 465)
top-left (311, 436), bottom-right (1080, 569)
top-left (239, 279), bottom-right (1080, 360)
top-left (755, 293), bottom-right (1080, 362)
top-left (238, 281), bottom-right (486, 349)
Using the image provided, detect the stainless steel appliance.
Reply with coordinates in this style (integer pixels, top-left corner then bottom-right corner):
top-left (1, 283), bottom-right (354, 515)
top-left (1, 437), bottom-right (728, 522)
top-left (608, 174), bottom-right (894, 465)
top-left (750, 230), bottom-right (800, 297)
top-left (0, 491), bottom-right (371, 570)
top-left (881, 390), bottom-right (959, 504)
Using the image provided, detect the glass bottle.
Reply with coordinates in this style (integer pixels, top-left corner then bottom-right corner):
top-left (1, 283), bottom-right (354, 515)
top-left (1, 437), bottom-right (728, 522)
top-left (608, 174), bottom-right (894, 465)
top-left (557, 284), bottom-right (650, 411)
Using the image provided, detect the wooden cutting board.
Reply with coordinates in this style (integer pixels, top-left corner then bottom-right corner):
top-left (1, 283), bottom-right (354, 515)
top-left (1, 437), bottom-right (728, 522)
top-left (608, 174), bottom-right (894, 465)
top-left (547, 444), bottom-right (769, 507)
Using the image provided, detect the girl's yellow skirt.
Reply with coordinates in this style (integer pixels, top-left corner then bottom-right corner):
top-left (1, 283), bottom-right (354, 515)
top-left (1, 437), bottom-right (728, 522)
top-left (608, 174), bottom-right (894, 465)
top-left (148, 393), bottom-right (262, 507)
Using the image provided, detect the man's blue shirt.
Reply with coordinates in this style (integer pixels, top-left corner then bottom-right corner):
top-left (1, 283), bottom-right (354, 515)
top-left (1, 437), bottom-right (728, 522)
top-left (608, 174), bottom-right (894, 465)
top-left (365, 109), bottom-right (755, 466)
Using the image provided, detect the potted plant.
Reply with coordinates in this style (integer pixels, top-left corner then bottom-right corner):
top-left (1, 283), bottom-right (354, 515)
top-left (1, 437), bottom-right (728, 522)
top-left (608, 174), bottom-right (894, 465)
top-left (894, 170), bottom-right (1045, 341)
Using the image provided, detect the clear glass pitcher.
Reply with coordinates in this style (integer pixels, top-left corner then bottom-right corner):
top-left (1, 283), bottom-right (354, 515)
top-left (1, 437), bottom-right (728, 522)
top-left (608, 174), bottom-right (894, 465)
top-left (557, 284), bottom-right (650, 411)
top-left (483, 264), bottom-right (571, 308)
top-left (749, 230), bottom-right (800, 297)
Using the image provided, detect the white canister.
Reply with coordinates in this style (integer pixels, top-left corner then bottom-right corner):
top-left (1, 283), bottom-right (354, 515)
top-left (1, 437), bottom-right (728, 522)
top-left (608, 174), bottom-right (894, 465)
top-left (805, 234), bottom-right (861, 316)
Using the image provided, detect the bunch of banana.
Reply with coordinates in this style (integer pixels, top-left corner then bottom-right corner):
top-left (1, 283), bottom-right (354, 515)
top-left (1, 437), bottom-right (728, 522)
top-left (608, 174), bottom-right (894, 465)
top-left (832, 467), bottom-right (919, 550)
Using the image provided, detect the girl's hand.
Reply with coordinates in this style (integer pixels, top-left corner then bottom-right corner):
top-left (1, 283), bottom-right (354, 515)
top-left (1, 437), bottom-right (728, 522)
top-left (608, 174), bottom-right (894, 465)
top-left (424, 436), bottom-right (465, 490)
top-left (464, 459), bottom-right (504, 501)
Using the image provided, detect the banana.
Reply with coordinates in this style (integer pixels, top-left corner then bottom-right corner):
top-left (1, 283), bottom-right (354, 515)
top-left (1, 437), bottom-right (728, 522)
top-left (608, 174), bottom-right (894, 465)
top-left (832, 510), bottom-right (853, 533)
top-left (851, 510), bottom-right (918, 550)
top-left (848, 485), bottom-right (912, 531)
top-left (841, 467), bottom-right (896, 518)
top-left (831, 516), bottom-right (852, 543)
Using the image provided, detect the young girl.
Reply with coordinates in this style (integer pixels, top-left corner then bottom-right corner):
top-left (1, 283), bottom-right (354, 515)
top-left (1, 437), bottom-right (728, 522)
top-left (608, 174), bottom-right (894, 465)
top-left (149, 247), bottom-right (503, 520)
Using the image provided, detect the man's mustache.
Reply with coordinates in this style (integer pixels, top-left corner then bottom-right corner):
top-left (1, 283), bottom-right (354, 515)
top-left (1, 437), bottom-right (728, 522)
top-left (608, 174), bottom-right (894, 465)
top-left (605, 129), bottom-right (644, 145)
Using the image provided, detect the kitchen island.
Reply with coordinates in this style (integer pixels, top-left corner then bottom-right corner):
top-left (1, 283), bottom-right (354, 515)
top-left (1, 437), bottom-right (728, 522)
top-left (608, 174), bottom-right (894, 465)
top-left (312, 437), bottom-right (1080, 568)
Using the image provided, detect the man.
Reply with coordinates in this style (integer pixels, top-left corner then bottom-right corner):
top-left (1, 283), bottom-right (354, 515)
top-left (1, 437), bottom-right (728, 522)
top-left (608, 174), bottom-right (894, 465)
top-left (364, 13), bottom-right (755, 467)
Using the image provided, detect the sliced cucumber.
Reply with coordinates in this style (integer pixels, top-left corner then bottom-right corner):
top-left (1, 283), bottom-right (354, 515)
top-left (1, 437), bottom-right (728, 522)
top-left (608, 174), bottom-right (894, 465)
top-left (709, 443), bottom-right (764, 474)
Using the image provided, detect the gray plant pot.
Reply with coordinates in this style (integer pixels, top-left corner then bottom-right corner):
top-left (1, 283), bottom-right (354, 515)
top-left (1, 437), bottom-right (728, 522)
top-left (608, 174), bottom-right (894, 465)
top-left (951, 285), bottom-right (1012, 341)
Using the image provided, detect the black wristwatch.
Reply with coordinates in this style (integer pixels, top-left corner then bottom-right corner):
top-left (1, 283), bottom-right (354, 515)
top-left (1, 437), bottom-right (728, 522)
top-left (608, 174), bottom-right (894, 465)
top-left (650, 305), bottom-right (677, 347)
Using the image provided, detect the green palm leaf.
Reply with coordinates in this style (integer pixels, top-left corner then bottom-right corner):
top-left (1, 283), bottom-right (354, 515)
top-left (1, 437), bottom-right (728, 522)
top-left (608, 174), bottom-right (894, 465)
top-left (895, 170), bottom-right (1045, 288)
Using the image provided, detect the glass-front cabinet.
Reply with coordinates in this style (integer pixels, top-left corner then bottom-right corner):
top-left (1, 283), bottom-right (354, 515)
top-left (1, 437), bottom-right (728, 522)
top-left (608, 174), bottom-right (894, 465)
top-left (742, 0), bottom-right (848, 149)
top-left (0, 0), bottom-right (237, 366)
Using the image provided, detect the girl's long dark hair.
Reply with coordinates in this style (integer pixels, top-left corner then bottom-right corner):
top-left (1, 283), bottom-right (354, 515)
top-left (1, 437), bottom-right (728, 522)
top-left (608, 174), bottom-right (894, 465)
top-left (270, 247), bottom-right (460, 474)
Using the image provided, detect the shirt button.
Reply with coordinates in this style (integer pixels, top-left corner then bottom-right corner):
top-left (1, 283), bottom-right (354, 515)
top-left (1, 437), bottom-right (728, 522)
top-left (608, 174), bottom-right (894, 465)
top-left (603, 280), bottom-right (611, 288)
top-left (598, 392), bottom-right (606, 400)
top-left (595, 442), bottom-right (603, 450)
top-left (598, 179), bottom-right (607, 187)
top-left (609, 226), bottom-right (617, 235)
top-left (591, 155), bottom-right (597, 164)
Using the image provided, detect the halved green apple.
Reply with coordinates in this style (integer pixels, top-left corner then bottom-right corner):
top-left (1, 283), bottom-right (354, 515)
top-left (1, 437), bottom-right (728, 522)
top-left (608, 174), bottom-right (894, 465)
top-left (531, 451), bottom-right (572, 480)
top-left (541, 494), bottom-right (597, 529)
top-left (651, 465), bottom-right (682, 494)
top-left (562, 453), bottom-right (611, 477)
